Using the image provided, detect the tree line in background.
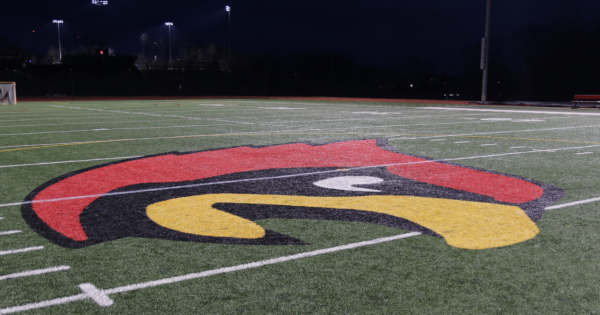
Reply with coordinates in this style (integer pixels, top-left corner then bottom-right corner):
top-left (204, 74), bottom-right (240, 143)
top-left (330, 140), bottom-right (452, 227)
top-left (1, 11), bottom-right (599, 101)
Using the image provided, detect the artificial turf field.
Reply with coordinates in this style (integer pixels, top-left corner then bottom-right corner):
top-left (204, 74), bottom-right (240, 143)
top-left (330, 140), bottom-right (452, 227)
top-left (1, 98), bottom-right (600, 314)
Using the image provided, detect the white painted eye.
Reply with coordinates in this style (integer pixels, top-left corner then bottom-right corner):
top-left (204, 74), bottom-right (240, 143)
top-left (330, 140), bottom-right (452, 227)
top-left (313, 176), bottom-right (384, 192)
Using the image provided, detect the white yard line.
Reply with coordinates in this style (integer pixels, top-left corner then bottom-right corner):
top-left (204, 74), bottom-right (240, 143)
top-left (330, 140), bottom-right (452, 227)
top-left (575, 152), bottom-right (594, 155)
top-left (0, 230), bottom-right (21, 236)
top-left (327, 121), bottom-right (492, 132)
top-left (50, 105), bottom-right (208, 121)
top-left (0, 112), bottom-right (116, 118)
top-left (388, 124), bottom-right (600, 140)
top-left (0, 232), bottom-right (421, 314)
top-left (0, 246), bottom-right (44, 256)
top-left (481, 144), bottom-right (497, 146)
top-left (0, 116), bottom-right (143, 123)
top-left (423, 107), bottom-right (600, 116)
top-left (0, 266), bottom-right (70, 281)
top-left (3, 143), bottom-right (600, 209)
top-left (0, 123), bottom-right (257, 137)
top-left (79, 284), bottom-right (113, 307)
top-left (0, 128), bottom-right (331, 150)
top-left (546, 196), bottom-right (600, 210)
top-left (510, 146), bottom-right (527, 149)
top-left (49, 105), bottom-right (316, 128)
top-left (0, 156), bottom-right (141, 169)
top-left (430, 139), bottom-right (446, 141)
top-left (454, 141), bottom-right (470, 144)
top-left (0, 118), bottom-right (186, 129)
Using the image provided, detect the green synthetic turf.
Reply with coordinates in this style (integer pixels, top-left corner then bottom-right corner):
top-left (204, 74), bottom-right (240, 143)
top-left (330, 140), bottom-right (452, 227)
top-left (1, 99), bottom-right (600, 314)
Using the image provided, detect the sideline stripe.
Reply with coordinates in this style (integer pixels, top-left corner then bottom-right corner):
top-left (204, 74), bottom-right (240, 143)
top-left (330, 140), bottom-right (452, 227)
top-left (546, 197), bottom-right (600, 210)
top-left (2, 143), bottom-right (600, 209)
top-left (0, 246), bottom-right (44, 256)
top-left (0, 230), bottom-right (21, 236)
top-left (0, 266), bottom-right (70, 281)
top-left (0, 156), bottom-right (142, 169)
top-left (423, 107), bottom-right (600, 116)
top-left (0, 232), bottom-right (420, 314)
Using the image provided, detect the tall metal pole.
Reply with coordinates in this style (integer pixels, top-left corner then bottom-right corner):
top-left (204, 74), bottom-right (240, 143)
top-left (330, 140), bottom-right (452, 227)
top-left (228, 8), bottom-right (231, 72)
top-left (226, 6), bottom-right (232, 97)
top-left (481, 0), bottom-right (491, 101)
top-left (168, 25), bottom-right (172, 61)
top-left (57, 22), bottom-right (62, 61)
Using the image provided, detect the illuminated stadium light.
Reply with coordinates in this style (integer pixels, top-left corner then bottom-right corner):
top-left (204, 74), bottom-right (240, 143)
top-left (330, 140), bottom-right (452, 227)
top-left (226, 5), bottom-right (230, 12)
top-left (53, 20), bottom-right (63, 62)
top-left (165, 22), bottom-right (173, 61)
top-left (92, 0), bottom-right (108, 5)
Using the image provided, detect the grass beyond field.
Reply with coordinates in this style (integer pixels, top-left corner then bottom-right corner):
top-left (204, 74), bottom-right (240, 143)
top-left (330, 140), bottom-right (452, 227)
top-left (1, 99), bottom-right (600, 314)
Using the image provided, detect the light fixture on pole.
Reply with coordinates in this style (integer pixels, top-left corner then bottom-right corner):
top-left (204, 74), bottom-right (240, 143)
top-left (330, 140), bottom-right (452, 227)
top-left (91, 0), bottom-right (108, 5)
top-left (226, 6), bottom-right (231, 72)
top-left (53, 20), bottom-right (64, 62)
top-left (480, 0), bottom-right (491, 102)
top-left (165, 22), bottom-right (173, 62)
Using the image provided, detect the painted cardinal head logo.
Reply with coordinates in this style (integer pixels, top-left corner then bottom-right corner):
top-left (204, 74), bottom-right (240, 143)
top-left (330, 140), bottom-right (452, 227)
top-left (22, 139), bottom-right (563, 250)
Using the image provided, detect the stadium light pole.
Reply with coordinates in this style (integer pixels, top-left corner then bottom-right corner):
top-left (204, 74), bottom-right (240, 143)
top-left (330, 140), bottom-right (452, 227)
top-left (92, 0), bottom-right (108, 51)
top-left (53, 20), bottom-right (64, 62)
top-left (165, 22), bottom-right (173, 62)
top-left (226, 6), bottom-right (231, 72)
top-left (481, 0), bottom-right (491, 102)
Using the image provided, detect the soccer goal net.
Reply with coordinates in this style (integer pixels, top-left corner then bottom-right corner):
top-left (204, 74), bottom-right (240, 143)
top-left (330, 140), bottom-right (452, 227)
top-left (0, 82), bottom-right (16, 105)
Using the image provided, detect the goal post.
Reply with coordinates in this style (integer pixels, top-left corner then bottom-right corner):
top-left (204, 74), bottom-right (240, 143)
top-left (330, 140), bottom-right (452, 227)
top-left (0, 82), bottom-right (17, 105)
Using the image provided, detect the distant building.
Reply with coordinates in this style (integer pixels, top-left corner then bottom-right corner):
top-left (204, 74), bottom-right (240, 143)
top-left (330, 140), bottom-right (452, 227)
top-left (27, 49), bottom-right (138, 75)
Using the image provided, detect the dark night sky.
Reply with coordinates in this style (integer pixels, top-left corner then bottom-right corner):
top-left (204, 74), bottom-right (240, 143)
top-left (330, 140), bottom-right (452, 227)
top-left (3, 0), bottom-right (600, 71)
